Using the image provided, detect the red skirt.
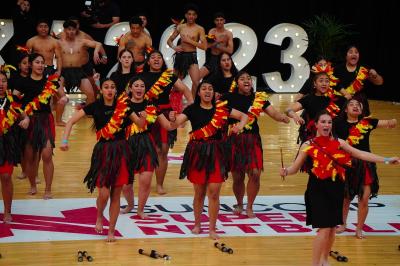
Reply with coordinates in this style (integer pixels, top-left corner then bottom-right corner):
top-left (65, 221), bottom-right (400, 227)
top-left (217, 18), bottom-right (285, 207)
top-left (188, 157), bottom-right (224, 184)
top-left (27, 112), bottom-right (55, 152)
top-left (96, 157), bottom-right (129, 188)
top-left (0, 161), bottom-right (14, 176)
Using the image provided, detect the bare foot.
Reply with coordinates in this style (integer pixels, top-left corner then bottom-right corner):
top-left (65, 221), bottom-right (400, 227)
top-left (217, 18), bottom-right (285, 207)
top-left (157, 185), bottom-right (167, 195)
top-left (209, 230), bottom-right (220, 240)
top-left (28, 187), bottom-right (37, 195)
top-left (246, 208), bottom-right (256, 218)
top-left (43, 191), bottom-right (53, 200)
top-left (95, 218), bottom-right (103, 234)
top-left (17, 173), bottom-right (27, 179)
top-left (120, 205), bottom-right (134, 214)
top-left (106, 232), bottom-right (116, 242)
top-left (56, 121), bottom-right (66, 127)
top-left (355, 228), bottom-right (365, 239)
top-left (3, 213), bottom-right (12, 224)
top-left (137, 211), bottom-right (148, 219)
top-left (336, 224), bottom-right (346, 234)
top-left (191, 225), bottom-right (202, 235)
top-left (233, 204), bottom-right (243, 215)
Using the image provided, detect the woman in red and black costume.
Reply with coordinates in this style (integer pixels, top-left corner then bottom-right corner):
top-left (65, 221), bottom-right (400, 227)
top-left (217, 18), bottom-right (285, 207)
top-left (169, 81), bottom-right (248, 240)
top-left (280, 110), bottom-right (399, 266)
top-left (334, 99), bottom-right (397, 238)
top-left (140, 50), bottom-right (193, 194)
top-left (109, 49), bottom-right (137, 96)
top-left (224, 71), bottom-right (290, 217)
top-left (0, 67), bottom-right (30, 223)
top-left (286, 71), bottom-right (346, 143)
top-left (13, 53), bottom-right (66, 199)
top-left (334, 45), bottom-right (383, 116)
top-left (60, 78), bottom-right (144, 242)
top-left (121, 76), bottom-right (172, 218)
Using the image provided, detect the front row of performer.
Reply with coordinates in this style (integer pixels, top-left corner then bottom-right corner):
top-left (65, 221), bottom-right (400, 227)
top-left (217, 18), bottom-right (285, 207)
top-left (0, 60), bottom-right (399, 262)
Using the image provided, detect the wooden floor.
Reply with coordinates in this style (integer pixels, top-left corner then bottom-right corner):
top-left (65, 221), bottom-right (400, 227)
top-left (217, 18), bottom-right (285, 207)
top-left (1, 94), bottom-right (400, 265)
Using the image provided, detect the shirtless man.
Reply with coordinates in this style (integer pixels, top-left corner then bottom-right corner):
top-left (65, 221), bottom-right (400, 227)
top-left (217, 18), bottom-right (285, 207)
top-left (26, 19), bottom-right (67, 126)
top-left (167, 3), bottom-right (207, 97)
top-left (59, 20), bottom-right (102, 104)
top-left (118, 16), bottom-right (152, 69)
top-left (200, 12), bottom-right (234, 78)
top-left (58, 17), bottom-right (107, 94)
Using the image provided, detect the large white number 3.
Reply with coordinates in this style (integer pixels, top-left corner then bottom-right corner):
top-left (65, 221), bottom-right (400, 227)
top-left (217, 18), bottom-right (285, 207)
top-left (0, 19), bottom-right (14, 65)
top-left (263, 23), bottom-right (309, 93)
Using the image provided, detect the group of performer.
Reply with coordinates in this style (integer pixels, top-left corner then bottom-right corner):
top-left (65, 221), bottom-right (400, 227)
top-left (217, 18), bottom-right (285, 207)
top-left (0, 3), bottom-right (399, 264)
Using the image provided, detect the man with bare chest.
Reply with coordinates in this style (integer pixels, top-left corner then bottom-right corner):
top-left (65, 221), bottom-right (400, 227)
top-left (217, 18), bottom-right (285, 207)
top-left (26, 19), bottom-right (62, 77)
top-left (167, 4), bottom-right (207, 97)
top-left (59, 20), bottom-right (102, 104)
top-left (118, 16), bottom-right (152, 69)
top-left (200, 12), bottom-right (234, 78)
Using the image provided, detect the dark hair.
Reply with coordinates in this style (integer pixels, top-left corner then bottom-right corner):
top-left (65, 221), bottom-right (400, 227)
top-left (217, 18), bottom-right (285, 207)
top-left (127, 75), bottom-right (146, 98)
top-left (143, 50), bottom-right (167, 72)
top-left (28, 52), bottom-right (44, 64)
top-left (129, 16), bottom-right (143, 27)
top-left (314, 110), bottom-right (332, 123)
top-left (184, 3), bottom-right (199, 14)
top-left (16, 51), bottom-right (29, 65)
top-left (310, 72), bottom-right (329, 94)
top-left (116, 49), bottom-right (136, 74)
top-left (36, 18), bottom-right (50, 27)
top-left (63, 20), bottom-right (78, 29)
top-left (194, 80), bottom-right (215, 105)
top-left (213, 12), bottom-right (225, 20)
top-left (210, 52), bottom-right (238, 87)
top-left (67, 16), bottom-right (80, 23)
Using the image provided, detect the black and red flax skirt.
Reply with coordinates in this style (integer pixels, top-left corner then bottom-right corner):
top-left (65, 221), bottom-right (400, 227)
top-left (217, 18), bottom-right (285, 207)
top-left (127, 132), bottom-right (158, 176)
top-left (180, 139), bottom-right (227, 184)
top-left (228, 133), bottom-right (263, 173)
top-left (26, 112), bottom-right (55, 152)
top-left (84, 139), bottom-right (134, 192)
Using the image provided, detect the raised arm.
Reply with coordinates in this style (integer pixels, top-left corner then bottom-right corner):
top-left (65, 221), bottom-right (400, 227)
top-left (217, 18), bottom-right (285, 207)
top-left (167, 27), bottom-right (181, 52)
top-left (368, 69), bottom-right (383, 85)
top-left (264, 105), bottom-right (290, 123)
top-left (60, 109), bottom-right (86, 151)
top-left (339, 139), bottom-right (399, 164)
top-left (280, 143), bottom-right (309, 177)
top-left (173, 79), bottom-right (194, 104)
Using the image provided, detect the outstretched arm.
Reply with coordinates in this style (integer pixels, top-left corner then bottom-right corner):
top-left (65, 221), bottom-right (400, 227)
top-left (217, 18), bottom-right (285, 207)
top-left (377, 119), bottom-right (397, 129)
top-left (285, 102), bottom-right (304, 125)
top-left (60, 109), bottom-right (86, 151)
top-left (339, 139), bottom-right (400, 164)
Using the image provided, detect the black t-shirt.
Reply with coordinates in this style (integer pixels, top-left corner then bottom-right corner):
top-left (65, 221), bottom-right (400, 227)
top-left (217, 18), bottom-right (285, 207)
top-left (183, 103), bottom-right (226, 140)
top-left (127, 100), bottom-right (156, 133)
top-left (298, 94), bottom-right (345, 121)
top-left (334, 118), bottom-right (378, 152)
top-left (223, 92), bottom-right (270, 134)
top-left (83, 99), bottom-right (129, 141)
top-left (334, 64), bottom-right (371, 91)
top-left (140, 71), bottom-right (178, 105)
top-left (208, 73), bottom-right (235, 95)
top-left (17, 76), bottom-right (51, 113)
top-left (110, 71), bottom-right (136, 95)
top-left (8, 72), bottom-right (25, 91)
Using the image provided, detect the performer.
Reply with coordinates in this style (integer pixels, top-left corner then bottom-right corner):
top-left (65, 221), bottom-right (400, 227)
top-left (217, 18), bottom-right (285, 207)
top-left (225, 71), bottom-right (290, 217)
top-left (110, 49), bottom-right (136, 95)
top-left (334, 45), bottom-right (383, 115)
top-left (141, 50), bottom-right (193, 194)
top-left (295, 57), bottom-right (339, 101)
top-left (199, 12), bottom-right (234, 79)
top-left (118, 16), bottom-right (152, 69)
top-left (286, 72), bottom-right (346, 143)
top-left (60, 79), bottom-right (144, 242)
top-left (280, 110), bottom-right (399, 266)
top-left (121, 76), bottom-right (171, 217)
top-left (334, 99), bottom-right (397, 238)
top-left (0, 67), bottom-right (29, 223)
top-left (13, 53), bottom-right (66, 199)
top-left (167, 3), bottom-right (207, 97)
top-left (169, 81), bottom-right (248, 239)
top-left (208, 52), bottom-right (238, 100)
